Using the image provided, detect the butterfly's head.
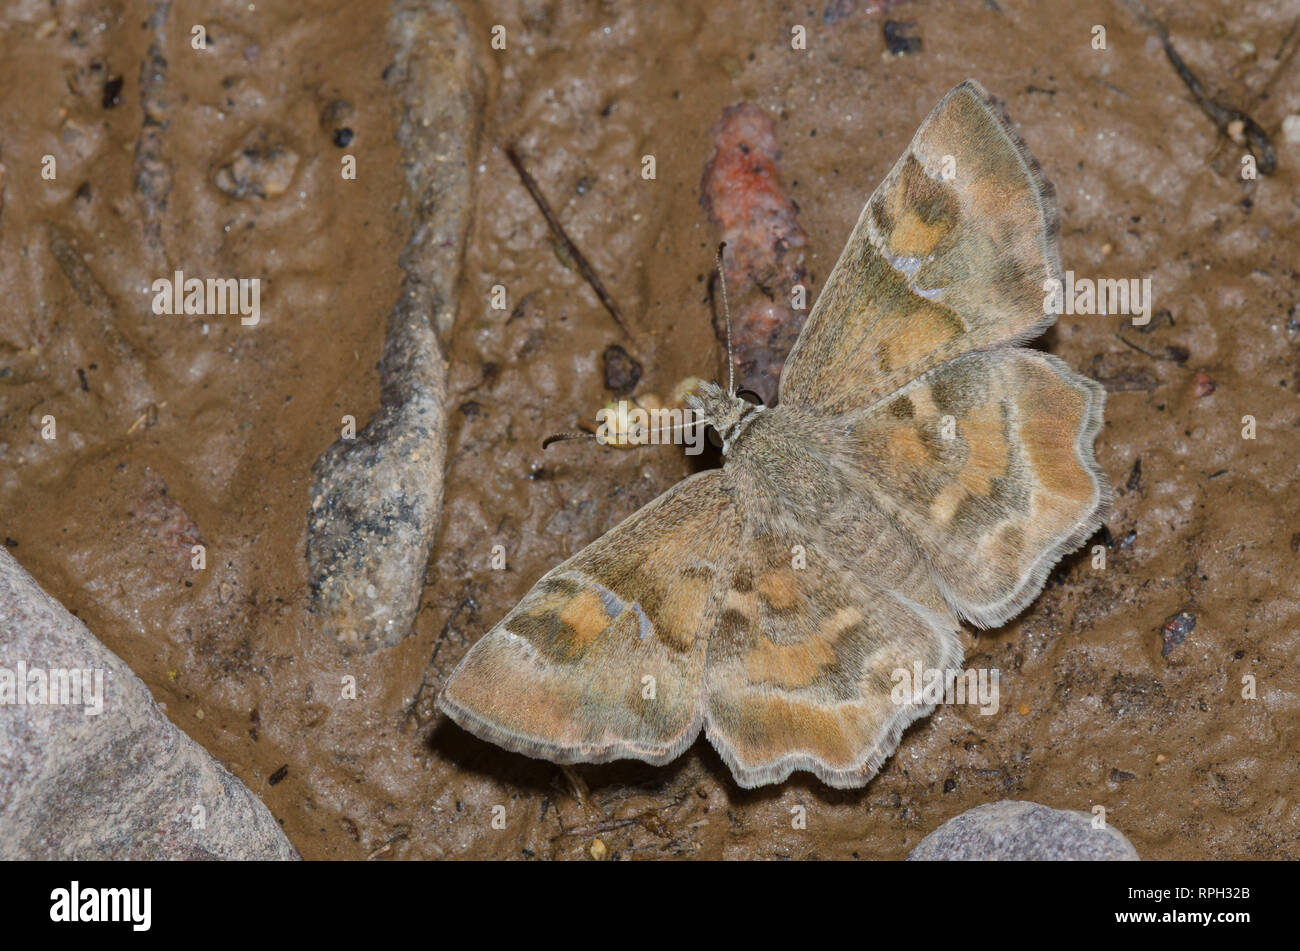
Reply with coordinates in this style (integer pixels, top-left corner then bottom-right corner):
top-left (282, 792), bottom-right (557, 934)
top-left (686, 380), bottom-right (765, 455)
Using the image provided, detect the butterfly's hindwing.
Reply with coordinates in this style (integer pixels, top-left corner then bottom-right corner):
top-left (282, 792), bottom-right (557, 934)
top-left (703, 524), bottom-right (962, 789)
top-left (845, 348), bottom-right (1109, 628)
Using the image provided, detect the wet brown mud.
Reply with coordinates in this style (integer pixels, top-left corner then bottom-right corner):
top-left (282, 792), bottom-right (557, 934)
top-left (1, 0), bottom-right (1298, 859)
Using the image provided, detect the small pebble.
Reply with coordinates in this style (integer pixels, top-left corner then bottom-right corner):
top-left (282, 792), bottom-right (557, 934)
top-left (102, 76), bottom-right (124, 109)
top-left (1161, 610), bottom-right (1196, 657)
top-left (1193, 372), bottom-right (1216, 398)
top-left (1283, 115), bottom-right (1300, 144)
top-left (602, 344), bottom-right (642, 394)
top-left (883, 21), bottom-right (922, 56)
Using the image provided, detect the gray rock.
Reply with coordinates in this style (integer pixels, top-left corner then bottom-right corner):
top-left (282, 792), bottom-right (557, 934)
top-left (908, 800), bottom-right (1139, 861)
top-left (306, 0), bottom-right (483, 650)
top-left (0, 549), bottom-right (298, 860)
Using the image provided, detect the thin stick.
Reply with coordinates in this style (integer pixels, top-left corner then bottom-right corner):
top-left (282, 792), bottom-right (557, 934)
top-left (1122, 0), bottom-right (1275, 174)
top-left (505, 144), bottom-right (633, 337)
top-left (715, 241), bottom-right (735, 395)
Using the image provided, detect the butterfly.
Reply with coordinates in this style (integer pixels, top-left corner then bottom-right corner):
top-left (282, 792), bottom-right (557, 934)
top-left (438, 80), bottom-right (1110, 789)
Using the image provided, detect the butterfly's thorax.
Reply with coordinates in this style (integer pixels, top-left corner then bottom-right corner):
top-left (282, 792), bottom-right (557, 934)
top-left (724, 403), bottom-right (857, 522)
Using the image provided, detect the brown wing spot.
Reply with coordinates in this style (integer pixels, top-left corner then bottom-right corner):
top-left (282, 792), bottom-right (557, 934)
top-left (957, 407), bottom-right (1009, 496)
top-left (539, 576), bottom-right (582, 599)
top-left (757, 569), bottom-right (802, 612)
top-left (657, 571), bottom-right (712, 654)
top-left (743, 632), bottom-right (837, 690)
top-left (1018, 383), bottom-right (1094, 505)
top-left (718, 607), bottom-right (750, 640)
top-left (928, 375), bottom-right (964, 415)
top-left (887, 156), bottom-right (959, 257)
top-left (558, 587), bottom-right (613, 650)
top-left (885, 426), bottom-right (933, 469)
top-left (869, 193), bottom-right (894, 238)
top-left (724, 695), bottom-right (859, 769)
top-left (888, 395), bottom-right (916, 419)
top-left (887, 304), bottom-right (963, 368)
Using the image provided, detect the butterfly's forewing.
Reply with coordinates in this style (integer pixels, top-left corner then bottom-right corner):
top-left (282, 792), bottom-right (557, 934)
top-left (702, 520), bottom-right (962, 789)
top-left (438, 470), bottom-right (738, 766)
top-left (846, 348), bottom-right (1109, 628)
top-left (779, 80), bottom-right (1062, 415)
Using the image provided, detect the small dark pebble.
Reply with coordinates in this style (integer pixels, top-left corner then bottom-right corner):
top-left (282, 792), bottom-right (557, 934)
top-left (1160, 610), bottom-right (1195, 657)
top-left (76, 368), bottom-right (89, 392)
top-left (74, 182), bottom-right (92, 202)
top-left (603, 343), bottom-right (642, 394)
top-left (883, 21), bottom-right (922, 55)
top-left (1109, 768), bottom-right (1137, 782)
top-left (102, 75), bottom-right (124, 109)
top-left (943, 778), bottom-right (957, 793)
top-left (458, 400), bottom-right (483, 418)
top-left (4, 538), bottom-right (17, 548)
top-left (1119, 528), bottom-right (1137, 549)
top-left (1234, 649), bottom-right (1245, 660)
top-left (1286, 304), bottom-right (1300, 334)
top-left (1126, 457), bottom-right (1142, 493)
top-left (332, 127), bottom-right (354, 148)
top-left (268, 764), bottom-right (289, 785)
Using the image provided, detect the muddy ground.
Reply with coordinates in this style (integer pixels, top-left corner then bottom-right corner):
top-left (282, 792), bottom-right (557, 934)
top-left (2, 0), bottom-right (1298, 859)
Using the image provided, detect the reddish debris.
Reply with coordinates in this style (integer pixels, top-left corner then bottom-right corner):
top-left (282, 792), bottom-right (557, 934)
top-left (130, 467), bottom-right (202, 563)
top-left (1193, 372), bottom-right (1217, 397)
top-left (701, 103), bottom-right (808, 405)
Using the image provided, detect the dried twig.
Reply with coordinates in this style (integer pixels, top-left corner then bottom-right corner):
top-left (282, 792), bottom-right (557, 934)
top-left (1123, 0), bottom-right (1276, 174)
top-left (504, 144), bottom-right (633, 338)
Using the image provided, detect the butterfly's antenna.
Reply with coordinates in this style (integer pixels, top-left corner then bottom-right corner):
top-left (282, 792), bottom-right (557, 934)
top-left (541, 415), bottom-right (702, 451)
top-left (541, 431), bottom-right (600, 450)
top-left (716, 241), bottom-right (735, 396)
